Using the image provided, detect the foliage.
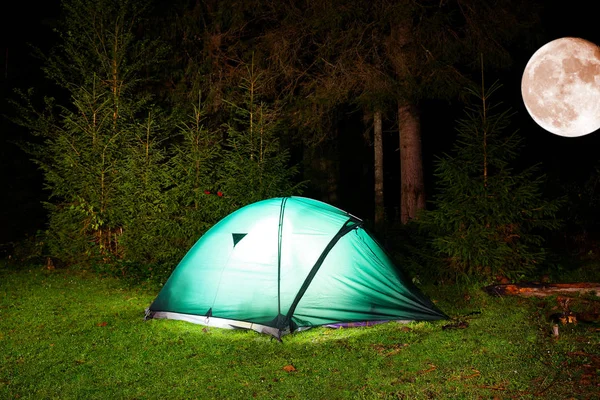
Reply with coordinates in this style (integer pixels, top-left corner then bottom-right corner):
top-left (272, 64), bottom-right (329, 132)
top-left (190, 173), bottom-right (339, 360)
top-left (118, 97), bottom-right (227, 283)
top-left (219, 61), bottom-right (303, 211)
top-left (7, 0), bottom-right (555, 280)
top-left (111, 110), bottom-right (177, 277)
top-left (255, 0), bottom-right (544, 227)
top-left (9, 1), bottom-right (303, 282)
top-left (10, 0), bottom-right (169, 267)
top-left (2, 267), bottom-right (599, 399)
top-left (116, 62), bottom-right (305, 283)
top-left (417, 83), bottom-right (562, 281)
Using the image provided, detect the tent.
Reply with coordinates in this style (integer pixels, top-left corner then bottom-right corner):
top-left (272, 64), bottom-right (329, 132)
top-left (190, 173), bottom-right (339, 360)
top-left (145, 197), bottom-right (446, 338)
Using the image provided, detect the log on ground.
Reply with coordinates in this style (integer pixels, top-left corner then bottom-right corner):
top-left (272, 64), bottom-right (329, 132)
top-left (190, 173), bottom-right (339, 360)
top-left (484, 282), bottom-right (600, 297)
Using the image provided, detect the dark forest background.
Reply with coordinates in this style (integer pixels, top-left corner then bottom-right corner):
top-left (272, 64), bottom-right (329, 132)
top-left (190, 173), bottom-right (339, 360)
top-left (2, 0), bottom-right (600, 283)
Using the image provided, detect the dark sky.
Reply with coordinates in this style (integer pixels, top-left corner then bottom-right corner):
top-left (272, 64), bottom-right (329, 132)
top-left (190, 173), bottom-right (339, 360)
top-left (512, 2), bottom-right (600, 176)
top-left (1, 0), bottom-right (60, 244)
top-left (1, 1), bottom-right (600, 244)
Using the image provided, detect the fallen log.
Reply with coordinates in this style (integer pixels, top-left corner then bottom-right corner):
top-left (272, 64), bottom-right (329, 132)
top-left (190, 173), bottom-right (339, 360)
top-left (484, 282), bottom-right (600, 298)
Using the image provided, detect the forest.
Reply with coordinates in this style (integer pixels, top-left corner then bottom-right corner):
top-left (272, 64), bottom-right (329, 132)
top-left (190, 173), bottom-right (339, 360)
top-left (1, 0), bottom-right (599, 284)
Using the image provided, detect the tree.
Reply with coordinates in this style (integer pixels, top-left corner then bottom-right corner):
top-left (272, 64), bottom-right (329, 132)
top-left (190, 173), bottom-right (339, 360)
top-left (259, 0), bottom-right (399, 229)
top-left (417, 82), bottom-right (561, 281)
top-left (219, 61), bottom-right (302, 210)
top-left (116, 109), bottom-right (176, 270)
top-left (258, 0), bottom-right (543, 225)
top-left (153, 0), bottom-right (259, 122)
top-left (13, 0), bottom-right (168, 265)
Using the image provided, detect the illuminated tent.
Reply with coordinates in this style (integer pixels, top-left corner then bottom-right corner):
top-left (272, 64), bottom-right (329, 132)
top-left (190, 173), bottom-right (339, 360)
top-left (145, 197), bottom-right (446, 338)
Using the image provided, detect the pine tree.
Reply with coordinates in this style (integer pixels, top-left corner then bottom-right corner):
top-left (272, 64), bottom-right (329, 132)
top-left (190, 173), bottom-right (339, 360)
top-left (116, 110), bottom-right (174, 270)
top-left (417, 82), bottom-right (562, 281)
top-left (167, 95), bottom-right (225, 250)
top-left (13, 0), bottom-right (168, 266)
top-left (219, 61), bottom-right (302, 210)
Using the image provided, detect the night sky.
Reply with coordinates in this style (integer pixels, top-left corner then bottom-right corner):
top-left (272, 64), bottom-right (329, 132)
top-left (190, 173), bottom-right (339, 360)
top-left (2, 1), bottom-right (600, 244)
top-left (1, 0), bottom-right (60, 244)
top-left (513, 3), bottom-right (600, 180)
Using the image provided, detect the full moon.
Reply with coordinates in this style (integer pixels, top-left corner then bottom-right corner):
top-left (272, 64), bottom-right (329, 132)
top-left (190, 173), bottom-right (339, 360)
top-left (521, 37), bottom-right (600, 137)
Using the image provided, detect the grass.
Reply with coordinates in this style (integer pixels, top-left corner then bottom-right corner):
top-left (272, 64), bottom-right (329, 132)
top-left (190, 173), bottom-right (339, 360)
top-left (1, 263), bottom-right (599, 399)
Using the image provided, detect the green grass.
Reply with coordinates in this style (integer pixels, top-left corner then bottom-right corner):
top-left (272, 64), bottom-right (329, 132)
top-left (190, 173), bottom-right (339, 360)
top-left (1, 264), bottom-right (599, 399)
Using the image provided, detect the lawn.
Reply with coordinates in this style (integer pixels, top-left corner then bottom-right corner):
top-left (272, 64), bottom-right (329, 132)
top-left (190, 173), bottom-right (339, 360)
top-left (1, 263), bottom-right (598, 399)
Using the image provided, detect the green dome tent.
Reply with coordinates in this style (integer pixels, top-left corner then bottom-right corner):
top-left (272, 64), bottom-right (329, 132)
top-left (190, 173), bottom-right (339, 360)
top-left (145, 197), bottom-right (446, 338)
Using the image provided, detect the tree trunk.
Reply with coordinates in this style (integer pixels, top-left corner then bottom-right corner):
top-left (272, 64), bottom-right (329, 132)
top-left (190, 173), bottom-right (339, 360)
top-left (399, 101), bottom-right (425, 224)
top-left (373, 109), bottom-right (385, 231)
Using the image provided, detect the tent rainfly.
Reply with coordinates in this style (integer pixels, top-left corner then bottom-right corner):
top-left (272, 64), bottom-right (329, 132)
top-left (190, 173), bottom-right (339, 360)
top-left (145, 197), bottom-right (447, 338)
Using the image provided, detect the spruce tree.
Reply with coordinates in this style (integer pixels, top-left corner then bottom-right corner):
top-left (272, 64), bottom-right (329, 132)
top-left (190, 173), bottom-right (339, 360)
top-left (13, 0), bottom-right (168, 266)
top-left (116, 110), bottom-right (174, 270)
top-left (219, 61), bottom-right (302, 210)
top-left (417, 82), bottom-right (561, 281)
top-left (164, 96), bottom-right (225, 255)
